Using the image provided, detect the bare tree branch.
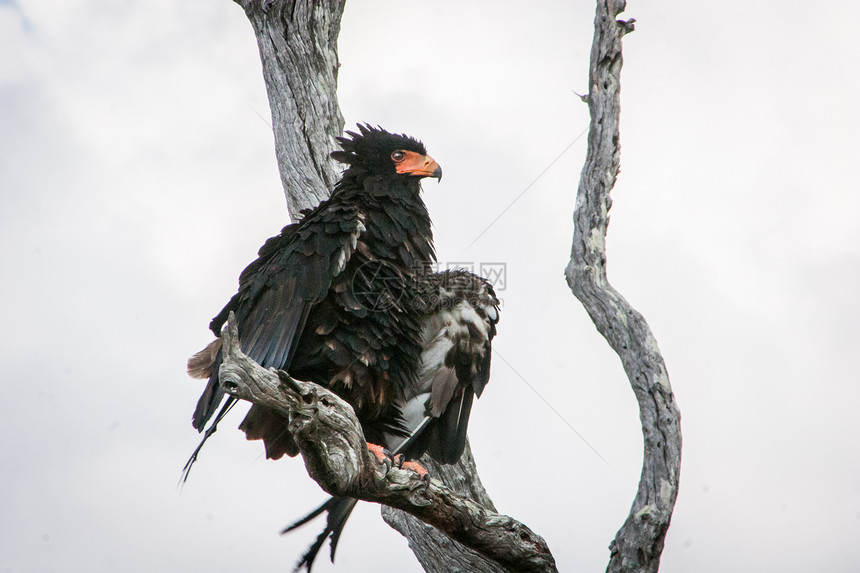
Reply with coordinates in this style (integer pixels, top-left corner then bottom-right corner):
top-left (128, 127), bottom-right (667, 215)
top-left (217, 313), bottom-right (558, 573)
top-left (564, 2), bottom-right (682, 572)
top-left (381, 450), bottom-right (509, 573)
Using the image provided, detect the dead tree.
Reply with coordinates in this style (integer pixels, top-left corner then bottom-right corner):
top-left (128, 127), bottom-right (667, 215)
top-left (565, 1), bottom-right (682, 572)
top-left (224, 0), bottom-right (680, 571)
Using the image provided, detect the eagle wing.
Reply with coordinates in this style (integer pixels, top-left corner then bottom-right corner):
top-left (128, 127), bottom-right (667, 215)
top-left (391, 269), bottom-right (500, 463)
top-left (190, 201), bottom-right (366, 431)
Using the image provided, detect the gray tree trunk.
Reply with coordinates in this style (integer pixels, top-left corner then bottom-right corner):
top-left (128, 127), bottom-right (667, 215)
top-left (565, 2), bottom-right (682, 572)
top-left (235, 0), bottom-right (345, 220)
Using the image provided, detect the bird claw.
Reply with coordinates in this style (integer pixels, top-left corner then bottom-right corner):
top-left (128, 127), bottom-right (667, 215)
top-left (399, 460), bottom-right (429, 481)
top-left (366, 443), bottom-right (394, 471)
top-left (367, 445), bottom-right (429, 480)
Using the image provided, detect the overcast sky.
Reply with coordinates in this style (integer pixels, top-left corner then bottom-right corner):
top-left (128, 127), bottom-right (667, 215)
top-left (2, 1), bottom-right (859, 572)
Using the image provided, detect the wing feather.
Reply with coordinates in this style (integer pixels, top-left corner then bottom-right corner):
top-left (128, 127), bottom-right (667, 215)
top-left (190, 202), bottom-right (365, 430)
top-left (394, 269), bottom-right (501, 462)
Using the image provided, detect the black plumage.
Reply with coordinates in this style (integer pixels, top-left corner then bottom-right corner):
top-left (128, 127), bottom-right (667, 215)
top-left (185, 125), bottom-right (500, 571)
top-left (289, 270), bottom-right (499, 571)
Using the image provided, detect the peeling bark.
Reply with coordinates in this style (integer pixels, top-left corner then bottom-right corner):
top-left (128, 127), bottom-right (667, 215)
top-left (564, 2), bottom-right (682, 572)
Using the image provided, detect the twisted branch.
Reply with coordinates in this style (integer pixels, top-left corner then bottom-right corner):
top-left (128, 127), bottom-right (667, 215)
top-left (564, 2), bottom-right (682, 572)
top-left (218, 312), bottom-right (558, 573)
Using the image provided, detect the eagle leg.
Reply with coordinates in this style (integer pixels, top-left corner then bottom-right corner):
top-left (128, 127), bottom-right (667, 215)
top-left (366, 442), bottom-right (394, 472)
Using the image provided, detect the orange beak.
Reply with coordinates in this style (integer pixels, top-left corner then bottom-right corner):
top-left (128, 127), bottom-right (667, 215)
top-left (395, 151), bottom-right (443, 180)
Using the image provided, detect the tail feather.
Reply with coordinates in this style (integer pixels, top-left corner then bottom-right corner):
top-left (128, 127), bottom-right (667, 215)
top-left (283, 429), bottom-right (424, 570)
top-left (239, 405), bottom-right (300, 459)
top-left (180, 397), bottom-right (237, 484)
top-left (187, 339), bottom-right (222, 379)
top-left (192, 349), bottom-right (225, 431)
top-left (283, 497), bottom-right (359, 572)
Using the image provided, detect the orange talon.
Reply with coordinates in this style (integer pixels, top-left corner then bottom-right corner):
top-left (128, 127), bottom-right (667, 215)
top-left (366, 442), bottom-right (388, 463)
top-left (401, 460), bottom-right (428, 479)
top-left (366, 445), bottom-right (428, 479)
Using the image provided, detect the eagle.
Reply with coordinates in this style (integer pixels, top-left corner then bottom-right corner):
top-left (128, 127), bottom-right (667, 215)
top-left (186, 125), bottom-right (500, 570)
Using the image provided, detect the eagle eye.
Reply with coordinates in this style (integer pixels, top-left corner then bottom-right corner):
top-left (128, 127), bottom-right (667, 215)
top-left (391, 151), bottom-right (406, 163)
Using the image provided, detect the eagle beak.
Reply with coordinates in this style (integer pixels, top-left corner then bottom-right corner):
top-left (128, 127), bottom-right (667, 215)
top-left (396, 152), bottom-right (443, 180)
top-left (432, 161), bottom-right (443, 182)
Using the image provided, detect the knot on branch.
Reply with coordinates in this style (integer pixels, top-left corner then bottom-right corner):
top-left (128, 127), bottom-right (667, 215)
top-left (218, 312), bottom-right (368, 494)
top-left (617, 18), bottom-right (636, 36)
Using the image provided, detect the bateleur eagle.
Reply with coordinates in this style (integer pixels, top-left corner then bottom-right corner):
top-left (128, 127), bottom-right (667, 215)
top-left (185, 125), bottom-right (500, 570)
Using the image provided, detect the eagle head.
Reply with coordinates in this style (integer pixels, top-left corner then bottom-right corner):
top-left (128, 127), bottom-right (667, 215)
top-left (331, 124), bottom-right (442, 180)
